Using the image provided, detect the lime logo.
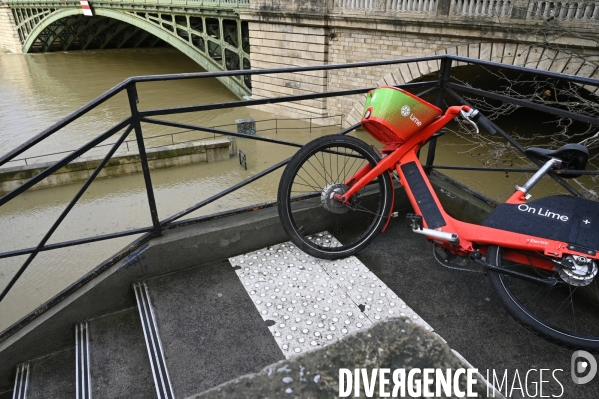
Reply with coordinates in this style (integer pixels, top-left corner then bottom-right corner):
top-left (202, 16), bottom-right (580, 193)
top-left (401, 105), bottom-right (411, 117)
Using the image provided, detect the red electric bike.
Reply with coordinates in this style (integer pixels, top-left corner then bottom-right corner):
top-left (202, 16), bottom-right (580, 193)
top-left (277, 86), bottom-right (599, 352)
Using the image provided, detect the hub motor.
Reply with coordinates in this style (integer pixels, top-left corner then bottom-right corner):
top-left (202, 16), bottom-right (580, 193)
top-left (321, 183), bottom-right (351, 214)
top-left (558, 255), bottom-right (598, 286)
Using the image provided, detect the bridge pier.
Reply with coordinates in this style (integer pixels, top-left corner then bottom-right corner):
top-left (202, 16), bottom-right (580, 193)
top-left (240, 14), bottom-right (331, 119)
top-left (0, 2), bottom-right (21, 53)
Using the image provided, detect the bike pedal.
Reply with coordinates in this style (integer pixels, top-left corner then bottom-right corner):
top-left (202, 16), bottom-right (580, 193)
top-left (406, 213), bottom-right (423, 230)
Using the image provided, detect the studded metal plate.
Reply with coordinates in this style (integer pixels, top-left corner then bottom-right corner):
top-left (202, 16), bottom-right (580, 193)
top-left (229, 233), bottom-right (432, 359)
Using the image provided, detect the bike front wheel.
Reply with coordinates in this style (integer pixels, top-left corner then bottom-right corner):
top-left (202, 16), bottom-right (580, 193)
top-left (277, 135), bottom-right (393, 259)
top-left (488, 246), bottom-right (599, 352)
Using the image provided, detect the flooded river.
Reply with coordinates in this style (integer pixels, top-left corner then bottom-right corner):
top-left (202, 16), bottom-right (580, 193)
top-left (0, 47), bottom-right (582, 332)
top-left (0, 47), bottom-right (343, 330)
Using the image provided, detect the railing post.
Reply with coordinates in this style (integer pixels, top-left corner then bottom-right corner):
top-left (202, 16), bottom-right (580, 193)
top-left (126, 83), bottom-right (162, 237)
top-left (437, 0), bottom-right (452, 15)
top-left (510, 0), bottom-right (529, 19)
top-left (425, 57), bottom-right (452, 169)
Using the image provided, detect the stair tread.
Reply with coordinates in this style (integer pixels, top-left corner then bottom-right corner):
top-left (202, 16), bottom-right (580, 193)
top-left (146, 259), bottom-right (284, 398)
top-left (27, 347), bottom-right (76, 399)
top-left (89, 308), bottom-right (155, 399)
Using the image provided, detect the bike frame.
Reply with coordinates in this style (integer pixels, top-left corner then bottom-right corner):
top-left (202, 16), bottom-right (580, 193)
top-left (337, 105), bottom-right (599, 269)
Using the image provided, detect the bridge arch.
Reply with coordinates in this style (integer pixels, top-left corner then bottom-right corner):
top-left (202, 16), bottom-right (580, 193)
top-left (20, 8), bottom-right (250, 98)
top-left (347, 42), bottom-right (599, 126)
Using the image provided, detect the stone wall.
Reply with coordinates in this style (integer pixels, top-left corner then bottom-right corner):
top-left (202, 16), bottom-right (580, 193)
top-left (247, 21), bottom-right (330, 119)
top-left (326, 27), bottom-right (465, 123)
top-left (240, 0), bottom-right (599, 123)
top-left (239, 9), bottom-right (479, 121)
top-left (0, 2), bottom-right (22, 53)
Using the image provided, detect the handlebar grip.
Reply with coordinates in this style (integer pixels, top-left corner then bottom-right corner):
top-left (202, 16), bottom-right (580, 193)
top-left (472, 111), bottom-right (497, 136)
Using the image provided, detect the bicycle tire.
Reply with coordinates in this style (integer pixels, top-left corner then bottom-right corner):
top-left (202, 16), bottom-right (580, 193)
top-left (277, 135), bottom-right (393, 259)
top-left (488, 245), bottom-right (599, 352)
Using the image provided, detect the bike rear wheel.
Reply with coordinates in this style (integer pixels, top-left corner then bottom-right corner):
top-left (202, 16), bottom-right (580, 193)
top-left (488, 246), bottom-right (599, 352)
top-left (277, 135), bottom-right (393, 259)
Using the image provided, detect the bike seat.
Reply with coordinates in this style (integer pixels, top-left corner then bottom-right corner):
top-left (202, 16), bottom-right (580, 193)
top-left (525, 144), bottom-right (589, 178)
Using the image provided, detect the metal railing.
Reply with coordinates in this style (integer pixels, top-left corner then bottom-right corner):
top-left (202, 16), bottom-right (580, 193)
top-left (0, 55), bottom-right (598, 339)
top-left (1, 116), bottom-right (343, 168)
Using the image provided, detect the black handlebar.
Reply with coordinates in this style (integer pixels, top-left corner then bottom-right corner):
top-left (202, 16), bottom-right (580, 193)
top-left (471, 110), bottom-right (497, 136)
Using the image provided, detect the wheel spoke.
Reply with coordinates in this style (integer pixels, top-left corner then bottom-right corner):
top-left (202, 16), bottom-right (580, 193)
top-left (277, 136), bottom-right (391, 260)
top-left (305, 158), bottom-right (329, 186)
top-left (297, 165), bottom-right (324, 191)
top-left (489, 246), bottom-right (599, 350)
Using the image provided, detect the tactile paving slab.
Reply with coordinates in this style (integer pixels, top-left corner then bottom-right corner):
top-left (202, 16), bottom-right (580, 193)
top-left (229, 233), bottom-right (432, 359)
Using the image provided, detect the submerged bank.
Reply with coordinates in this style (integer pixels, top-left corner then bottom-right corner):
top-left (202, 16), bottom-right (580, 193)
top-left (0, 138), bottom-right (235, 195)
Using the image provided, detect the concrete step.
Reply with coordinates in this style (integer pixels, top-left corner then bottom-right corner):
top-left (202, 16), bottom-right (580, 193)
top-left (86, 309), bottom-right (156, 399)
top-left (143, 260), bottom-right (284, 398)
top-left (20, 347), bottom-right (76, 399)
top-left (4, 305), bottom-right (157, 399)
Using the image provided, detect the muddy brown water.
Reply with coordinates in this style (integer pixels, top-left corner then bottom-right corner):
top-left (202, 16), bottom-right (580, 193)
top-left (0, 47), bottom-right (580, 332)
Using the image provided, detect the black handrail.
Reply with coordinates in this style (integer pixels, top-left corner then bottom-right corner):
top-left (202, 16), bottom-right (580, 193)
top-left (1, 115), bottom-right (343, 167)
top-left (0, 54), bottom-right (598, 311)
top-left (0, 56), bottom-right (443, 167)
top-left (0, 127), bottom-right (134, 302)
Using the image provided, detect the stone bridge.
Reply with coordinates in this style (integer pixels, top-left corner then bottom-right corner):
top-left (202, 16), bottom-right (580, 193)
top-left (1, 0), bottom-right (598, 115)
top-left (239, 0), bottom-right (599, 121)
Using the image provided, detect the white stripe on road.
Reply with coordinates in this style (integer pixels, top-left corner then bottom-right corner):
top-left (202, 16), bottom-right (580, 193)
top-left (229, 233), bottom-right (432, 359)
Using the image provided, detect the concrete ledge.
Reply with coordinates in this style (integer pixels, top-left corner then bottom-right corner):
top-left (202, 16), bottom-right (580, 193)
top-left (187, 317), bottom-right (491, 398)
top-left (0, 138), bottom-right (233, 195)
